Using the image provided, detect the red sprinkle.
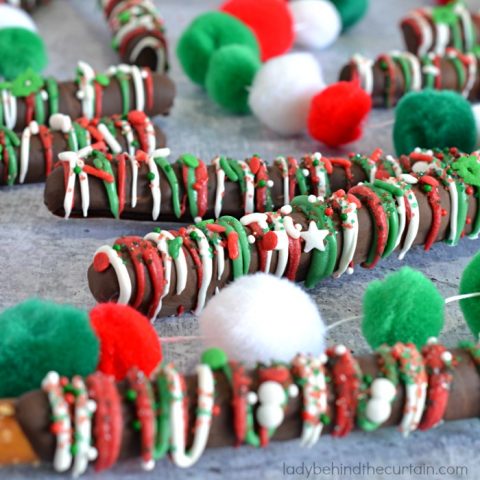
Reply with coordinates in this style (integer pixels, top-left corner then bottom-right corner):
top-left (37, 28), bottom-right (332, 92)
top-left (206, 223), bottom-right (226, 233)
top-left (227, 231), bottom-right (240, 260)
top-left (325, 207), bottom-right (334, 216)
top-left (262, 231), bottom-right (278, 251)
top-left (93, 252), bottom-right (111, 272)
top-left (248, 156), bottom-right (261, 174)
top-left (466, 186), bottom-right (474, 196)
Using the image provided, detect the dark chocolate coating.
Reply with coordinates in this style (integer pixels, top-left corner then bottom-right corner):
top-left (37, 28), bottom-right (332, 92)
top-left (0, 126), bottom-right (165, 187)
top-left (339, 55), bottom-right (480, 108)
top-left (86, 176), bottom-right (478, 318)
top-left (10, 73), bottom-right (175, 131)
top-left (44, 161), bottom-right (368, 221)
top-left (15, 348), bottom-right (480, 463)
top-left (400, 12), bottom-right (480, 56)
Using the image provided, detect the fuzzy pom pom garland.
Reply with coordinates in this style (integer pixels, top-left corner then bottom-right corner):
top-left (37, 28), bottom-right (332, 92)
top-left (289, 0), bottom-right (341, 50)
top-left (0, 4), bottom-right (47, 80)
top-left (249, 53), bottom-right (325, 135)
top-left (362, 268), bottom-right (445, 349)
top-left (220, 0), bottom-right (294, 61)
top-left (0, 299), bottom-right (99, 397)
top-left (393, 90), bottom-right (477, 156)
top-left (199, 273), bottom-right (326, 366)
top-left (307, 81), bottom-right (372, 147)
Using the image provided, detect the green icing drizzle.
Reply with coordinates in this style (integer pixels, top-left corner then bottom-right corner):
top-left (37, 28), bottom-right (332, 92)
top-left (92, 152), bottom-right (119, 219)
top-left (155, 156), bottom-right (181, 219)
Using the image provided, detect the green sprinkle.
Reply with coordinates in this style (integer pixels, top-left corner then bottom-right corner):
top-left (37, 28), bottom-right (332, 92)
top-left (167, 237), bottom-right (183, 260)
top-left (95, 74), bottom-right (110, 87)
top-left (126, 389), bottom-right (137, 401)
top-left (201, 348), bottom-right (228, 370)
top-left (258, 179), bottom-right (266, 188)
top-left (113, 244), bottom-right (122, 251)
top-left (423, 184), bottom-right (432, 193)
top-left (73, 166), bottom-right (82, 175)
top-left (132, 420), bottom-right (142, 431)
top-left (181, 153), bottom-right (199, 168)
top-left (146, 171), bottom-right (155, 181)
top-left (320, 414), bottom-right (331, 425)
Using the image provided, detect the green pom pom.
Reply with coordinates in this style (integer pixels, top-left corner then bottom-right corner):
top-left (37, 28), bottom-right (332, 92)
top-left (177, 11), bottom-right (260, 86)
top-left (0, 28), bottom-right (47, 81)
top-left (205, 45), bottom-right (261, 114)
top-left (460, 252), bottom-right (480, 339)
top-left (362, 268), bottom-right (444, 349)
top-left (330, 0), bottom-right (369, 30)
top-left (393, 90), bottom-right (476, 156)
top-left (201, 347), bottom-right (228, 370)
top-left (0, 299), bottom-right (99, 397)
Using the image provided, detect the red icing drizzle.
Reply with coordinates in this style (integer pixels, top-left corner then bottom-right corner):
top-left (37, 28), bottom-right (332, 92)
top-left (327, 347), bottom-right (360, 438)
top-left (330, 157), bottom-right (353, 189)
top-left (0, 131), bottom-right (9, 184)
top-left (94, 81), bottom-right (104, 118)
top-left (141, 240), bottom-right (165, 319)
top-left (230, 362), bottom-right (251, 446)
top-left (117, 237), bottom-right (145, 309)
top-left (38, 125), bottom-right (54, 176)
top-left (117, 153), bottom-right (127, 216)
top-left (349, 184), bottom-right (388, 269)
top-left (285, 235), bottom-right (301, 281)
top-left (179, 228), bottom-right (203, 295)
top-left (248, 156), bottom-right (270, 212)
top-left (287, 157), bottom-right (299, 200)
top-left (247, 222), bottom-right (268, 271)
top-left (418, 344), bottom-right (453, 431)
top-left (194, 159), bottom-right (209, 218)
top-left (419, 175), bottom-right (442, 251)
top-left (24, 94), bottom-right (35, 125)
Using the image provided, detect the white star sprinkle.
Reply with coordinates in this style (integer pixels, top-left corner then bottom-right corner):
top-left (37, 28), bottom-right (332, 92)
top-left (300, 221), bottom-right (329, 253)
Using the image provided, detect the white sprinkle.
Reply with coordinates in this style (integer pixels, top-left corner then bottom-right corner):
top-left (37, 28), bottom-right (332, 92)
top-left (281, 205), bottom-right (292, 215)
top-left (247, 235), bottom-right (256, 244)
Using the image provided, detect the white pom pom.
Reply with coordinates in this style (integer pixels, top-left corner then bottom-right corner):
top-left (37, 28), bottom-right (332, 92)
top-left (199, 273), bottom-right (326, 366)
top-left (471, 103), bottom-right (480, 143)
top-left (248, 53), bottom-right (324, 136)
top-left (256, 404), bottom-right (284, 429)
top-left (0, 5), bottom-right (37, 32)
top-left (370, 378), bottom-right (396, 402)
top-left (258, 381), bottom-right (285, 405)
top-left (289, 0), bottom-right (341, 50)
top-left (365, 398), bottom-right (392, 424)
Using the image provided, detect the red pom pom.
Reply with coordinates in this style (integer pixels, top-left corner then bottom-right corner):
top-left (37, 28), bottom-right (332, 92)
top-left (90, 303), bottom-right (162, 380)
top-left (307, 81), bottom-right (372, 147)
top-left (220, 0), bottom-right (294, 61)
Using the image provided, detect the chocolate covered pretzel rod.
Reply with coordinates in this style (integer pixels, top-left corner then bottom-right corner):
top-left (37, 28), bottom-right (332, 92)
top-left (87, 148), bottom-right (480, 319)
top-left (339, 49), bottom-right (479, 108)
top-left (45, 150), bottom-right (405, 221)
top-left (0, 62), bottom-right (175, 131)
top-left (100, 0), bottom-right (169, 73)
top-left (401, 2), bottom-right (480, 56)
top-left (0, 112), bottom-right (165, 186)
top-left (1, 344), bottom-right (479, 473)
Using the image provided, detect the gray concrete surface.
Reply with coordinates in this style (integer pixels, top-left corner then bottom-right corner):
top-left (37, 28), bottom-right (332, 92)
top-left (1, 0), bottom-right (480, 478)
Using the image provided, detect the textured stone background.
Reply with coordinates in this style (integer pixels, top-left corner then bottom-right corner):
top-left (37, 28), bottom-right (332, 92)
top-left (2, 0), bottom-right (480, 478)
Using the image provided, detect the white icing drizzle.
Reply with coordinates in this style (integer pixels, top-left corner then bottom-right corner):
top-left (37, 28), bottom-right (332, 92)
top-left (275, 156), bottom-right (290, 204)
top-left (98, 123), bottom-right (122, 154)
top-left (146, 153), bottom-right (161, 220)
top-left (187, 226), bottom-right (213, 315)
top-left (144, 115), bottom-right (157, 154)
top-left (116, 64), bottom-right (145, 111)
top-left (401, 383), bottom-right (427, 437)
top-left (2, 88), bottom-right (17, 130)
top-left (94, 245), bottom-right (132, 304)
top-left (351, 54), bottom-right (374, 95)
top-left (41, 372), bottom-right (72, 473)
top-left (59, 151), bottom-right (82, 218)
top-left (292, 353), bottom-right (328, 448)
top-left (387, 178), bottom-right (408, 250)
top-left (456, 2), bottom-right (474, 52)
top-left (412, 160), bottom-right (458, 245)
top-left (462, 53), bottom-right (477, 98)
top-left (269, 212), bottom-right (289, 277)
top-left (131, 37), bottom-right (166, 72)
top-left (332, 194), bottom-right (359, 278)
top-left (71, 376), bottom-right (97, 477)
top-left (241, 212), bottom-right (272, 273)
top-left (384, 154), bottom-right (403, 178)
top-left (283, 214), bottom-right (301, 240)
top-left (19, 121), bottom-right (39, 184)
top-left (311, 152), bottom-right (328, 199)
top-left (434, 20), bottom-right (450, 55)
top-left (164, 363), bottom-right (215, 468)
top-left (405, 10), bottom-right (433, 56)
top-left (238, 160), bottom-right (255, 214)
top-left (76, 61), bottom-right (96, 120)
top-left (398, 173), bottom-right (420, 260)
top-left (213, 156), bottom-right (226, 219)
top-left (120, 121), bottom-right (139, 207)
top-left (145, 230), bottom-right (187, 298)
